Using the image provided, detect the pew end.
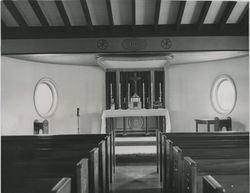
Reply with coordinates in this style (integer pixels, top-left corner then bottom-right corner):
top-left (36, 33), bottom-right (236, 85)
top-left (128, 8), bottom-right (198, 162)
top-left (76, 158), bottom-right (89, 193)
top-left (173, 146), bottom-right (183, 193)
top-left (51, 178), bottom-right (72, 193)
top-left (202, 175), bottom-right (225, 193)
top-left (183, 156), bottom-right (198, 193)
top-left (165, 139), bottom-right (173, 193)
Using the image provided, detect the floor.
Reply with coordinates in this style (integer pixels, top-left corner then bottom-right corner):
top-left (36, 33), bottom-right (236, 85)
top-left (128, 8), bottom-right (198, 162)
top-left (111, 154), bottom-right (161, 193)
top-left (115, 137), bottom-right (156, 155)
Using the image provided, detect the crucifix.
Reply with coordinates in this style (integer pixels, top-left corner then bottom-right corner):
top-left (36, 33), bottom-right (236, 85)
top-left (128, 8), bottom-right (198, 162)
top-left (130, 72), bottom-right (141, 94)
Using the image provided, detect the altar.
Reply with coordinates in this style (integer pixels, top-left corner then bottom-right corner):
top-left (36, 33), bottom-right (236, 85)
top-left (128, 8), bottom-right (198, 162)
top-left (101, 108), bottom-right (171, 134)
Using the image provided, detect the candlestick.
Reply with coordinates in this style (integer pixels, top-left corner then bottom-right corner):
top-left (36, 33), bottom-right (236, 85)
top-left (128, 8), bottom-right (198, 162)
top-left (143, 82), bottom-right (145, 108)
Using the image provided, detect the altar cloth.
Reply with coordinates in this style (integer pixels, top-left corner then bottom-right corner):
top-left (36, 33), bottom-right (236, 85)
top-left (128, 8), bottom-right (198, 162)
top-left (101, 108), bottom-right (171, 133)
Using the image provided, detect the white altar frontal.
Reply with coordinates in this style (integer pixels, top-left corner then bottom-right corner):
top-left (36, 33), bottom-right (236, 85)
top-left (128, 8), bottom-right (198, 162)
top-left (101, 108), bottom-right (171, 134)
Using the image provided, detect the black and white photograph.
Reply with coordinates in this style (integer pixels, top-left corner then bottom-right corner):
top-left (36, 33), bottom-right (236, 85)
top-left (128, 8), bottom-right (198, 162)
top-left (1, 0), bottom-right (249, 193)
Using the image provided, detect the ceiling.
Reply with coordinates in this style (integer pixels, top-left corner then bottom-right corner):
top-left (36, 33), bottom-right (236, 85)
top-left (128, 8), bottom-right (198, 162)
top-left (1, 0), bottom-right (249, 39)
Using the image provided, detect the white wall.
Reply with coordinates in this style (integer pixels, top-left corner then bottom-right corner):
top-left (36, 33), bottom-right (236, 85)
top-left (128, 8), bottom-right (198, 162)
top-left (165, 55), bottom-right (249, 132)
top-left (1, 56), bottom-right (105, 135)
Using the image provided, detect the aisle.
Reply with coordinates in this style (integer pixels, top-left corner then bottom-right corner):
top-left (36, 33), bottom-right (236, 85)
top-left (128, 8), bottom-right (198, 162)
top-left (111, 154), bottom-right (161, 193)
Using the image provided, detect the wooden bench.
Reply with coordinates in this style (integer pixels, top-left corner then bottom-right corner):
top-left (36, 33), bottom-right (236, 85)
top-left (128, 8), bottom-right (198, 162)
top-left (171, 144), bottom-right (248, 193)
top-left (2, 134), bottom-right (113, 193)
top-left (2, 149), bottom-right (94, 193)
top-left (3, 177), bottom-right (71, 193)
top-left (157, 131), bottom-right (248, 177)
top-left (157, 132), bottom-right (249, 193)
top-left (3, 140), bottom-right (109, 193)
top-left (2, 134), bottom-right (114, 185)
top-left (184, 157), bottom-right (249, 193)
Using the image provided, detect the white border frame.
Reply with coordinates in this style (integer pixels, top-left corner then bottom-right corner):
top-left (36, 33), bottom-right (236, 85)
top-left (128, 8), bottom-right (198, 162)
top-left (210, 74), bottom-right (237, 115)
top-left (34, 77), bottom-right (58, 118)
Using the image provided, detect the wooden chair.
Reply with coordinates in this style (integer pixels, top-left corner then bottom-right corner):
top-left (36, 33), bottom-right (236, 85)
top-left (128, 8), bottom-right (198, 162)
top-left (214, 117), bottom-right (232, 131)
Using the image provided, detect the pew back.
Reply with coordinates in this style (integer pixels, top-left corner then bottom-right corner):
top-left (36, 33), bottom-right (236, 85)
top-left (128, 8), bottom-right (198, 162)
top-left (202, 175), bottom-right (225, 193)
top-left (2, 134), bottom-right (112, 193)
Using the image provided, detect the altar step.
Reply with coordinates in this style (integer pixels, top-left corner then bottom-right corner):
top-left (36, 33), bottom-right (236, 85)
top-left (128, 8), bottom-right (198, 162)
top-left (115, 128), bottom-right (156, 137)
top-left (115, 137), bottom-right (156, 155)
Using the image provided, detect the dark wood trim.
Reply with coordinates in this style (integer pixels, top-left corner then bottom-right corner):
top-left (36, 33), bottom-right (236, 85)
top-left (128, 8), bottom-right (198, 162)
top-left (55, 0), bottom-right (71, 28)
top-left (197, 1), bottom-right (211, 30)
top-left (176, 1), bottom-right (186, 30)
top-left (106, 0), bottom-right (114, 27)
top-left (2, 24), bottom-right (248, 39)
top-left (154, 0), bottom-right (161, 31)
top-left (3, 0), bottom-right (28, 28)
top-left (219, 1), bottom-right (237, 29)
top-left (28, 0), bottom-right (49, 28)
top-left (2, 36), bottom-right (248, 55)
top-left (80, 0), bottom-right (93, 31)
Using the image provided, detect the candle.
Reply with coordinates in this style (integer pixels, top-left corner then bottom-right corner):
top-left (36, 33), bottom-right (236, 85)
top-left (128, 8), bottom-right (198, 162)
top-left (151, 82), bottom-right (154, 108)
top-left (143, 82), bottom-right (145, 108)
top-left (128, 83), bottom-right (130, 102)
top-left (110, 83), bottom-right (113, 98)
top-left (159, 82), bottom-right (162, 102)
top-left (119, 83), bottom-right (121, 109)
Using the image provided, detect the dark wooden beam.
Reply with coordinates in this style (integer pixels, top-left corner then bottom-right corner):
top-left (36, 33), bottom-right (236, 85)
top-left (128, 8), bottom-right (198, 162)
top-left (55, 0), bottom-right (71, 28)
top-left (197, 1), bottom-right (211, 30)
top-left (2, 35), bottom-right (248, 55)
top-left (28, 0), bottom-right (49, 28)
top-left (106, 0), bottom-right (114, 27)
top-left (80, 0), bottom-right (93, 31)
top-left (3, 0), bottom-right (28, 28)
top-left (2, 24), bottom-right (248, 40)
top-left (132, 0), bottom-right (136, 30)
top-left (219, 1), bottom-right (237, 29)
top-left (154, 0), bottom-right (161, 31)
top-left (176, 1), bottom-right (186, 30)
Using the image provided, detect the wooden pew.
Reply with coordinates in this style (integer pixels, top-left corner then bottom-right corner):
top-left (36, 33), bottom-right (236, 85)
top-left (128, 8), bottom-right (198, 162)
top-left (159, 132), bottom-right (249, 193)
top-left (184, 157), bottom-right (249, 193)
top-left (3, 177), bottom-right (71, 193)
top-left (2, 134), bottom-right (114, 187)
top-left (173, 145), bottom-right (249, 193)
top-left (2, 134), bottom-right (112, 193)
top-left (5, 141), bottom-right (106, 193)
top-left (202, 175), bottom-right (225, 193)
top-left (2, 151), bottom-right (92, 193)
top-left (157, 131), bottom-right (248, 175)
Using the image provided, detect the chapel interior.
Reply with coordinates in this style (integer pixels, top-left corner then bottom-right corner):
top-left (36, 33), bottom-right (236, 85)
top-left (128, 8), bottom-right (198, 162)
top-left (1, 0), bottom-right (249, 193)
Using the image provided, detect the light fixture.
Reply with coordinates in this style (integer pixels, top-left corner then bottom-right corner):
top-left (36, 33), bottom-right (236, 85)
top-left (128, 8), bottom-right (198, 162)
top-left (96, 54), bottom-right (173, 69)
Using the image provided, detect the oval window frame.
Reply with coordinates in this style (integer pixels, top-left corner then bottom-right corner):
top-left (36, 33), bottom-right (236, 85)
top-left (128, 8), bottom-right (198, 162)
top-left (210, 74), bottom-right (237, 115)
top-left (34, 78), bottom-right (58, 118)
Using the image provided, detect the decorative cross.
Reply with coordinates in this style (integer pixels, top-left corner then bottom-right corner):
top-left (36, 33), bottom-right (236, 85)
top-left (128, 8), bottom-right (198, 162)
top-left (130, 72), bottom-right (141, 94)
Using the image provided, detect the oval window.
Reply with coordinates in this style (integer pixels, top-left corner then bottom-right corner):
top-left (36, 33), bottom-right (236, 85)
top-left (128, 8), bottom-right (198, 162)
top-left (34, 78), bottom-right (58, 118)
top-left (211, 75), bottom-right (237, 115)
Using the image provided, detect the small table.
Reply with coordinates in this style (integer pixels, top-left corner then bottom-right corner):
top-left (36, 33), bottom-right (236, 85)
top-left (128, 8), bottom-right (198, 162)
top-left (195, 119), bottom-right (216, 132)
top-left (195, 117), bottom-right (232, 132)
